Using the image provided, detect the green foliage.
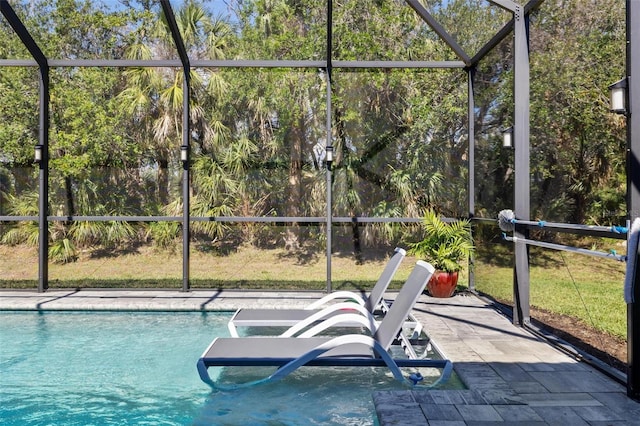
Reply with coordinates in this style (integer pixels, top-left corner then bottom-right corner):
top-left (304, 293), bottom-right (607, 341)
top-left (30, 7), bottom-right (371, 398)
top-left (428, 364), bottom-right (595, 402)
top-left (144, 221), bottom-right (180, 252)
top-left (409, 209), bottom-right (474, 272)
top-left (0, 0), bottom-right (630, 255)
top-left (68, 220), bottom-right (107, 248)
top-left (363, 201), bottom-right (405, 246)
top-left (103, 221), bottom-right (137, 247)
top-left (525, 0), bottom-right (625, 224)
top-left (49, 238), bottom-right (77, 264)
top-left (1, 193), bottom-right (39, 247)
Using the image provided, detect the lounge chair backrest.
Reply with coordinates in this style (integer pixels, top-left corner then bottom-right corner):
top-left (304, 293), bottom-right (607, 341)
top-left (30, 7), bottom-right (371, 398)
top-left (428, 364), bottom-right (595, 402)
top-left (364, 247), bottom-right (406, 312)
top-left (373, 260), bottom-right (435, 350)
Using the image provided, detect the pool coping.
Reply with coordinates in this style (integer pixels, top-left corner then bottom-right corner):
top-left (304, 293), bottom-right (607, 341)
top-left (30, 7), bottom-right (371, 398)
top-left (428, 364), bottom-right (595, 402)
top-left (0, 289), bottom-right (331, 312)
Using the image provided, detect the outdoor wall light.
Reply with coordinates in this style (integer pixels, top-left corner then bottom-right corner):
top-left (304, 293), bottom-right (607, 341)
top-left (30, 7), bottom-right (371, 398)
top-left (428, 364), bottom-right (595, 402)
top-left (325, 145), bottom-right (334, 170)
top-left (269, 112), bottom-right (280, 129)
top-left (502, 127), bottom-right (513, 148)
top-left (609, 78), bottom-right (627, 114)
top-left (34, 145), bottom-right (43, 163)
top-left (180, 145), bottom-right (188, 163)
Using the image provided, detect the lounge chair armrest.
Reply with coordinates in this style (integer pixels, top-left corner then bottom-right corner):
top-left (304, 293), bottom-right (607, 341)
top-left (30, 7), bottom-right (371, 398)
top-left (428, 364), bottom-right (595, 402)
top-left (228, 309), bottom-right (242, 337)
top-left (296, 313), bottom-right (379, 338)
top-left (305, 291), bottom-right (366, 309)
top-left (269, 334), bottom-right (406, 383)
top-left (280, 303), bottom-right (375, 337)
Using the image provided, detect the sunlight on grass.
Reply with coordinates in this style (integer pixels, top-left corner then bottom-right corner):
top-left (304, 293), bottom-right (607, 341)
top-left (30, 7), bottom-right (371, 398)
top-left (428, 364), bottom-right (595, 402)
top-left (0, 244), bottom-right (421, 290)
top-left (474, 242), bottom-right (627, 340)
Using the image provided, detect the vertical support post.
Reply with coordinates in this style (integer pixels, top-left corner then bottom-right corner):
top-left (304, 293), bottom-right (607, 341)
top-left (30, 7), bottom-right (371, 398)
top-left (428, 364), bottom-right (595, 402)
top-left (325, 131), bottom-right (332, 294)
top-left (38, 66), bottom-right (49, 293)
top-left (512, 5), bottom-right (531, 325)
top-left (626, 0), bottom-right (640, 400)
top-left (182, 70), bottom-right (190, 292)
top-left (467, 67), bottom-right (476, 291)
top-left (325, 0), bottom-right (333, 294)
top-left (161, 0), bottom-right (191, 291)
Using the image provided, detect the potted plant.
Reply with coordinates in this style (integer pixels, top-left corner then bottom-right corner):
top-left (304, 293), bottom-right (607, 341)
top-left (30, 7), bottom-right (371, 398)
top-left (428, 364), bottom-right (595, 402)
top-left (409, 209), bottom-right (474, 298)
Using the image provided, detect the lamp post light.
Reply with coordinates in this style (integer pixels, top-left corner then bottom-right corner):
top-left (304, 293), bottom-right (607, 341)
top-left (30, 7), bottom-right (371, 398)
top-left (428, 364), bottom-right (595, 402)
top-left (502, 127), bottom-right (513, 148)
top-left (180, 145), bottom-right (189, 164)
top-left (325, 145), bottom-right (333, 170)
top-left (34, 144), bottom-right (43, 163)
top-left (609, 78), bottom-right (628, 115)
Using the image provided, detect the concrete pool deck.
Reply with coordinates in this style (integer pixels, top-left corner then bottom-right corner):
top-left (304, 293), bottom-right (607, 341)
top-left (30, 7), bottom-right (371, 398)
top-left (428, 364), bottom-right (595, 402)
top-left (1, 289), bottom-right (639, 425)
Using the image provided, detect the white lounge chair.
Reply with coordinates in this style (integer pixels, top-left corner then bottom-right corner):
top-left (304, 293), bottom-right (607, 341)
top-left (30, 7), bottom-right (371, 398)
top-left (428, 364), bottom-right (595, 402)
top-left (227, 248), bottom-right (423, 337)
top-left (197, 261), bottom-right (453, 389)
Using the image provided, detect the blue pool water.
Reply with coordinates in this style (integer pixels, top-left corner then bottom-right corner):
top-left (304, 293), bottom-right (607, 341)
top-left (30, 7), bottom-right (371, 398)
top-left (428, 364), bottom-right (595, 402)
top-left (0, 312), bottom-right (456, 425)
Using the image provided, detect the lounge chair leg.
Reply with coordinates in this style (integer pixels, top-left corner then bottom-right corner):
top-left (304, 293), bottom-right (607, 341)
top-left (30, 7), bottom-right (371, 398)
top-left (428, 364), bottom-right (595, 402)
top-left (197, 359), bottom-right (216, 388)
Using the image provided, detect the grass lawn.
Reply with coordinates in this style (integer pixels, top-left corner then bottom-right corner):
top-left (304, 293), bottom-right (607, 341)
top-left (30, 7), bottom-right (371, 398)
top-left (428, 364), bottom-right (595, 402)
top-left (0, 244), bottom-right (428, 291)
top-left (474, 240), bottom-right (627, 340)
top-left (0, 240), bottom-right (624, 343)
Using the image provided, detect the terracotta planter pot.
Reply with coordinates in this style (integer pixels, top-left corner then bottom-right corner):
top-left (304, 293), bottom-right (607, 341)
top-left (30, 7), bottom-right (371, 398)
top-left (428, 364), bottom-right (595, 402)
top-left (427, 271), bottom-right (459, 298)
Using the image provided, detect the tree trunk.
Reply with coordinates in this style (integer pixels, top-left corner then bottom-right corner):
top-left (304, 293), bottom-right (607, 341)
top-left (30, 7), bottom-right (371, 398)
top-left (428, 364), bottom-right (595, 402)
top-left (284, 116), bottom-right (304, 251)
top-left (158, 158), bottom-right (169, 206)
top-left (334, 107), bottom-right (363, 263)
top-left (64, 176), bottom-right (75, 218)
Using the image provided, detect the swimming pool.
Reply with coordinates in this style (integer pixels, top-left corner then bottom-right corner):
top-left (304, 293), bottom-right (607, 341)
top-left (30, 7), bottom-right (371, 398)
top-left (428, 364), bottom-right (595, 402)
top-left (0, 311), bottom-right (458, 425)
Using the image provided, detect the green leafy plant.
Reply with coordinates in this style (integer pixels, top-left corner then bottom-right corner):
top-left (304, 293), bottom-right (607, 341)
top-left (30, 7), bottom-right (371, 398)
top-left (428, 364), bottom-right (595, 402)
top-left (409, 209), bottom-right (474, 273)
top-left (1, 193), bottom-right (39, 247)
top-left (144, 221), bottom-right (181, 252)
top-left (49, 238), bottom-right (77, 264)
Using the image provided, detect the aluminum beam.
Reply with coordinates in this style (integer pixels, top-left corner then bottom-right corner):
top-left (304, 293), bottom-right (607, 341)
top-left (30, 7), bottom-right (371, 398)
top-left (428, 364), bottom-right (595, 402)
top-left (486, 0), bottom-right (532, 326)
top-left (326, 0), bottom-right (334, 293)
top-left (0, 215), bottom-right (424, 223)
top-left (1, 2), bottom-right (50, 293)
top-left (470, 19), bottom-right (514, 67)
top-left (160, 0), bottom-right (191, 292)
top-left (0, 59), bottom-right (466, 69)
top-left (405, 0), bottom-right (471, 65)
top-left (331, 60), bottom-right (466, 69)
top-left (472, 0), bottom-right (545, 67)
top-left (512, 3), bottom-right (532, 325)
top-left (468, 68), bottom-right (476, 291)
top-left (627, 0), bottom-right (640, 401)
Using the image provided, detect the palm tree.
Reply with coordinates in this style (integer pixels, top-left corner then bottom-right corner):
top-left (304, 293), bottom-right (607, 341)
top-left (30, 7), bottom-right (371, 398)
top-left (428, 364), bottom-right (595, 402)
top-left (119, 1), bottom-right (232, 207)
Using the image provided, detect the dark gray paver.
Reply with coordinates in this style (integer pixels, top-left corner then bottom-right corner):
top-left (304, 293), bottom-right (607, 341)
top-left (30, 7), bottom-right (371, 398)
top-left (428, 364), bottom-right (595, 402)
top-left (419, 402), bottom-right (464, 421)
top-left (531, 406), bottom-right (589, 425)
top-left (489, 361), bottom-right (536, 382)
top-left (518, 392), bottom-right (602, 407)
top-left (591, 390), bottom-right (640, 412)
top-left (374, 402), bottom-right (426, 425)
top-left (493, 405), bottom-right (544, 422)
top-left (455, 404), bottom-right (503, 422)
top-left (509, 381), bottom-right (549, 394)
top-left (528, 370), bottom-right (623, 393)
top-left (573, 405), bottom-right (626, 422)
top-left (475, 388), bottom-right (524, 405)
